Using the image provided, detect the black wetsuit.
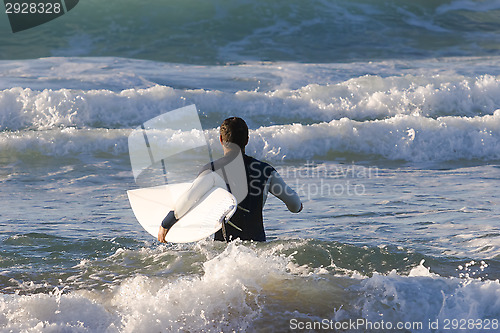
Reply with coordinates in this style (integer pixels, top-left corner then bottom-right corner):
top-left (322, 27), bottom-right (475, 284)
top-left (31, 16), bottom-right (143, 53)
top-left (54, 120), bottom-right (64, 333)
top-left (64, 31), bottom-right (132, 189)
top-left (213, 154), bottom-right (275, 242)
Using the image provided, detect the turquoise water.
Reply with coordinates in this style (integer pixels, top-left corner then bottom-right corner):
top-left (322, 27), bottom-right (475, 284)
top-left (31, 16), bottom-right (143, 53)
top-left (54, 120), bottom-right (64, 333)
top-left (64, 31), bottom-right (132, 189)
top-left (1, 0), bottom-right (500, 63)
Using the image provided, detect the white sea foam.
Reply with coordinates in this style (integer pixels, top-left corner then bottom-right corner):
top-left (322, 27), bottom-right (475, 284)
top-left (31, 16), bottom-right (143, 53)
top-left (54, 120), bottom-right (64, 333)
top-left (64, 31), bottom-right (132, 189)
top-left (0, 242), bottom-right (295, 332)
top-left (0, 128), bottom-right (130, 157)
top-left (248, 111), bottom-right (500, 162)
top-left (356, 261), bottom-right (500, 332)
top-left (1, 109), bottom-right (499, 162)
top-left (1, 244), bottom-right (499, 332)
top-left (2, 73), bottom-right (500, 130)
top-left (1, 57), bottom-right (500, 163)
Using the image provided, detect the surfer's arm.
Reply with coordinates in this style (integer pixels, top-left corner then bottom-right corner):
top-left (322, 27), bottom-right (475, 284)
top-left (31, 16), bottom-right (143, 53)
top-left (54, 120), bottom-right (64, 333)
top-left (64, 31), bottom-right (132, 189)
top-left (268, 171), bottom-right (302, 213)
top-left (158, 170), bottom-right (227, 243)
top-left (175, 170), bottom-right (225, 218)
top-left (158, 225), bottom-right (168, 243)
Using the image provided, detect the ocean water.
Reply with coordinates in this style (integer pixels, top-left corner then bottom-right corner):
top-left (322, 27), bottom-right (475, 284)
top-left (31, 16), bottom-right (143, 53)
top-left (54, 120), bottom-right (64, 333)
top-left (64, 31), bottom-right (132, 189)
top-left (1, 0), bottom-right (500, 332)
top-left (1, 0), bottom-right (500, 64)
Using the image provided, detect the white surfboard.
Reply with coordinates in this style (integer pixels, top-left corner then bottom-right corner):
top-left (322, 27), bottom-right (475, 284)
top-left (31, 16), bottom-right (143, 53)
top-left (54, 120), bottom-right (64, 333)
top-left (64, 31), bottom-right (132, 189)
top-left (127, 183), bottom-right (237, 243)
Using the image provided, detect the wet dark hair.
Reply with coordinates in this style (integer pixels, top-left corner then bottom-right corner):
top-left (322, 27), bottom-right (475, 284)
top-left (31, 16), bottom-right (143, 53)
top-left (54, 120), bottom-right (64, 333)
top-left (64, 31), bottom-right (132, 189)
top-left (220, 117), bottom-right (248, 149)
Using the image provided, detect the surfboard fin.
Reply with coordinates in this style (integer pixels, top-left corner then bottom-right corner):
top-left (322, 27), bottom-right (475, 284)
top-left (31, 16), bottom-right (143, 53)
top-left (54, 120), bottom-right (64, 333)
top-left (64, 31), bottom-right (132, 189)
top-left (226, 219), bottom-right (242, 232)
top-left (237, 205), bottom-right (250, 213)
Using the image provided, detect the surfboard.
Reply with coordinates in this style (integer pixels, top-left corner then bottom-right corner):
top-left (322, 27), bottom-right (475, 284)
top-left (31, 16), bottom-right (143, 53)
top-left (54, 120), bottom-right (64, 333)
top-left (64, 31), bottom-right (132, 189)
top-left (127, 183), bottom-right (237, 243)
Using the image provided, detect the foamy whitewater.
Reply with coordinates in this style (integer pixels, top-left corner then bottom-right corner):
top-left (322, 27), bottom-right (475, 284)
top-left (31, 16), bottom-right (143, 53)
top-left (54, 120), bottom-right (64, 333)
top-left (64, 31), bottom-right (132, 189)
top-left (1, 0), bottom-right (500, 332)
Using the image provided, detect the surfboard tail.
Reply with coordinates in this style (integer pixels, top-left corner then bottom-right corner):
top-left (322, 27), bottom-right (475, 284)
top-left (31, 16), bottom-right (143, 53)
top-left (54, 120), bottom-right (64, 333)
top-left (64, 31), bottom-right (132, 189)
top-left (128, 183), bottom-right (237, 243)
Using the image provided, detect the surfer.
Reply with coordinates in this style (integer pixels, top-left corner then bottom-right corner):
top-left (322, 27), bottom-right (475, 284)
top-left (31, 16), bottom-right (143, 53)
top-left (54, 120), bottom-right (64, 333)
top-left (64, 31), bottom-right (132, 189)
top-left (158, 117), bottom-right (302, 243)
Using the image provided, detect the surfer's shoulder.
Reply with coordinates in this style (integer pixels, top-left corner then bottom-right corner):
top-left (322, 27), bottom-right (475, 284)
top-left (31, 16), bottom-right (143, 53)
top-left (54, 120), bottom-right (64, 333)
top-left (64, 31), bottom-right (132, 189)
top-left (243, 154), bottom-right (276, 177)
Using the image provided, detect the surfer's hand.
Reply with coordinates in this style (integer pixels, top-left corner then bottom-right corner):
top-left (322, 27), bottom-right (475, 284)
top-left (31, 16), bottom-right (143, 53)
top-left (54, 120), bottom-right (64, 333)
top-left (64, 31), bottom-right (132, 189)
top-left (158, 225), bottom-right (168, 243)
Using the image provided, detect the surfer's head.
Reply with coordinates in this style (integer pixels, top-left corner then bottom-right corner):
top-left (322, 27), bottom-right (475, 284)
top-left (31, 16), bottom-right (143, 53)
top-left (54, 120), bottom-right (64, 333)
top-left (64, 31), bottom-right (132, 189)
top-left (220, 117), bottom-right (249, 151)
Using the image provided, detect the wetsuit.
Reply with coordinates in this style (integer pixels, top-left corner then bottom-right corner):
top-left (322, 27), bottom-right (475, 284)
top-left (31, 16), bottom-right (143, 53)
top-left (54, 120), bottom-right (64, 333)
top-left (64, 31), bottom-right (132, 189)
top-left (212, 154), bottom-right (301, 242)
